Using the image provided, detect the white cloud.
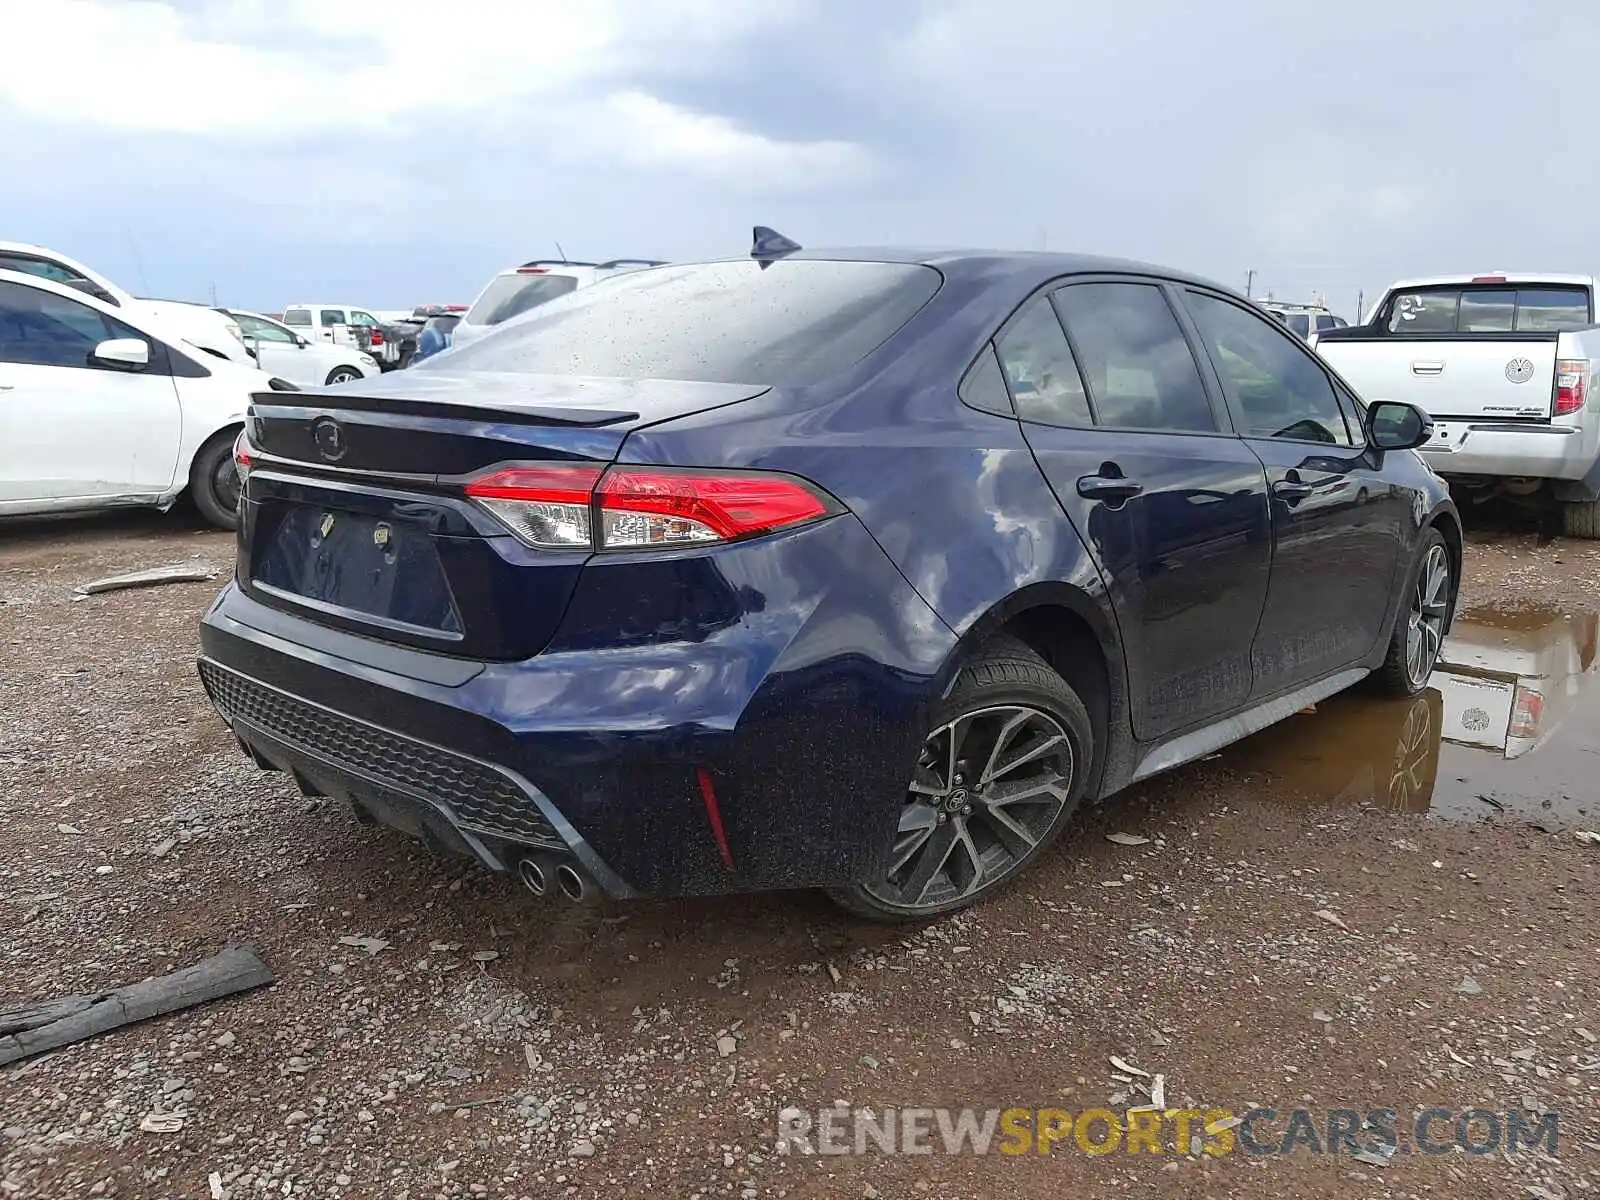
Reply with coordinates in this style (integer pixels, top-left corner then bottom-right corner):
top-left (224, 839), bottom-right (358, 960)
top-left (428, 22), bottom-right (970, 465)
top-left (577, 92), bottom-right (872, 188)
top-left (0, 0), bottom-right (861, 184)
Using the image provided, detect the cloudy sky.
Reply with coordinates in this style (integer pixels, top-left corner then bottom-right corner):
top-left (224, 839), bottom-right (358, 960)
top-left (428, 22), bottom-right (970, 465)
top-left (2, 0), bottom-right (1589, 317)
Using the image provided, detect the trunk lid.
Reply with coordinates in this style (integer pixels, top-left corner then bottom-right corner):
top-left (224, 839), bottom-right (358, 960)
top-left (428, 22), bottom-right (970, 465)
top-left (239, 371), bottom-right (769, 659)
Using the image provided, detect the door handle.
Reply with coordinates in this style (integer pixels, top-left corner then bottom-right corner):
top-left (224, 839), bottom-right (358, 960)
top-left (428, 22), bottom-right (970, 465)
top-left (1273, 478), bottom-right (1316, 500)
top-left (1076, 474), bottom-right (1144, 501)
top-left (1410, 360), bottom-right (1445, 375)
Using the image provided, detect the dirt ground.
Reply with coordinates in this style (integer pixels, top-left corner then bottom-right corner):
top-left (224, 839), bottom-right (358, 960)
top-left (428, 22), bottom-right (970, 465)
top-left (2, 506), bottom-right (1597, 1200)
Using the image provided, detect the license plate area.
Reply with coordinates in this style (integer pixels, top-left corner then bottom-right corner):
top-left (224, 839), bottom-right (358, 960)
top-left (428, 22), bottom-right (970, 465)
top-left (253, 503), bottom-right (464, 637)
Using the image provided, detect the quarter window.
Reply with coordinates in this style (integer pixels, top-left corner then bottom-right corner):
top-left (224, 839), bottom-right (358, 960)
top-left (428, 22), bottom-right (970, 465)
top-left (1186, 291), bottom-right (1355, 445)
top-left (959, 345), bottom-right (1014, 416)
top-left (1052, 283), bottom-right (1217, 432)
top-left (0, 280), bottom-right (129, 369)
top-left (994, 296), bottom-right (1091, 426)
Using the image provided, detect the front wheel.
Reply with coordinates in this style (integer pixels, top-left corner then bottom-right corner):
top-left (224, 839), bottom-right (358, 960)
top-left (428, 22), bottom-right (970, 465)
top-left (1370, 529), bottom-right (1451, 697)
top-left (828, 637), bottom-right (1093, 921)
top-left (189, 432), bottom-right (241, 531)
top-left (325, 366), bottom-right (362, 385)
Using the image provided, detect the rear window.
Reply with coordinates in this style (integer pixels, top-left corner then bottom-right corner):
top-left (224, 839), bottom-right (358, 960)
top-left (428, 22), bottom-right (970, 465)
top-left (1385, 286), bottom-right (1591, 334)
top-left (282, 309), bottom-right (310, 326)
top-left (466, 274), bottom-right (580, 327)
top-left (441, 259), bottom-right (943, 386)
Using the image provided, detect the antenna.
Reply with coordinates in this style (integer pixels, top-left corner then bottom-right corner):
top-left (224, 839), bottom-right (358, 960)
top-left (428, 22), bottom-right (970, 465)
top-left (555, 240), bottom-right (568, 262)
top-left (122, 224), bottom-right (152, 296)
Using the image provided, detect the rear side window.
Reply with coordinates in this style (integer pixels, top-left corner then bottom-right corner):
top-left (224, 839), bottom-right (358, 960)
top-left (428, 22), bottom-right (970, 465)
top-left (282, 309), bottom-right (311, 326)
top-left (467, 275), bottom-right (581, 327)
top-left (320, 310), bottom-right (345, 327)
top-left (995, 295), bottom-right (1091, 426)
top-left (1386, 286), bottom-right (1591, 333)
top-left (1052, 283), bottom-right (1218, 432)
top-left (442, 260), bottom-right (942, 386)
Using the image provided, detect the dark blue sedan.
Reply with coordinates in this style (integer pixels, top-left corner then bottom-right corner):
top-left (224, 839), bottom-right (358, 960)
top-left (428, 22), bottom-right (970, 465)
top-left (199, 236), bottom-right (1458, 919)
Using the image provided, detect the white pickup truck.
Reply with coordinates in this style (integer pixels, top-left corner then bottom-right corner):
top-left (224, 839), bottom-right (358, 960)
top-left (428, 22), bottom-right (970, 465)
top-left (1311, 273), bottom-right (1600, 537)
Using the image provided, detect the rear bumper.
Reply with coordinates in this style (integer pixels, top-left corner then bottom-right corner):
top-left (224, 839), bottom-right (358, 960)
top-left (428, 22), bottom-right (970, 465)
top-left (197, 514), bottom-right (958, 898)
top-left (1419, 418), bottom-right (1599, 481)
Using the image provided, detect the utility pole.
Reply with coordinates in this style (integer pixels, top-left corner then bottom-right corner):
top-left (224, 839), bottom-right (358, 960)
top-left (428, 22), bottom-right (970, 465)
top-left (1245, 269), bottom-right (1256, 298)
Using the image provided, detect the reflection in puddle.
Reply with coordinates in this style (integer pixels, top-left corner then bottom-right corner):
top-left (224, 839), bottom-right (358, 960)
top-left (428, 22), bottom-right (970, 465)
top-left (1220, 604), bottom-right (1599, 827)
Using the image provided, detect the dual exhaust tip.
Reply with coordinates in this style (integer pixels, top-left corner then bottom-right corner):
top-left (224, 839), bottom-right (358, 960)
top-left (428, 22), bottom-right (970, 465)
top-left (516, 855), bottom-right (590, 903)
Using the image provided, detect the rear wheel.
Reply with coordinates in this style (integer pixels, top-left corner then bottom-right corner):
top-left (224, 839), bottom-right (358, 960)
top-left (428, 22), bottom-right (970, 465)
top-left (1561, 499), bottom-right (1600, 539)
top-left (189, 431), bottom-right (241, 531)
top-left (828, 637), bottom-right (1093, 921)
top-left (1371, 529), bottom-right (1451, 696)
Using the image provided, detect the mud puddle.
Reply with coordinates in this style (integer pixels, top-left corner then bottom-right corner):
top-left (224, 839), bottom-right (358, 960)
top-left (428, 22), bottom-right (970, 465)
top-left (1219, 603), bottom-right (1599, 829)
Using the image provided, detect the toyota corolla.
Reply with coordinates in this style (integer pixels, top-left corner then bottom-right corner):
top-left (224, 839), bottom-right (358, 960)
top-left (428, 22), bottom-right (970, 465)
top-left (198, 232), bottom-right (1459, 920)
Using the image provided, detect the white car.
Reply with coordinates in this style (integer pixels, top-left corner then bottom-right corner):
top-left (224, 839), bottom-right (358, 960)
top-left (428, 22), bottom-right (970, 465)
top-left (450, 258), bottom-right (666, 350)
top-left (0, 269), bottom-right (293, 529)
top-left (223, 309), bottom-right (378, 388)
top-left (0, 241), bottom-right (254, 366)
top-left (279, 303), bottom-right (406, 368)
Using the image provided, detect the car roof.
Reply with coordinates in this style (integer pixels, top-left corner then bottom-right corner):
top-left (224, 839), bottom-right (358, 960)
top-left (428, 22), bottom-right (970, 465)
top-left (664, 247), bottom-right (1236, 295)
top-left (1385, 272), bottom-right (1596, 290)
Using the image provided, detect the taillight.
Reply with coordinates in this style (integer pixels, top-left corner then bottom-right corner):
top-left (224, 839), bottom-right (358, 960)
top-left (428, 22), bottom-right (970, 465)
top-left (369, 328), bottom-right (385, 346)
top-left (463, 464), bottom-right (835, 550)
top-left (233, 430), bottom-right (252, 484)
top-left (1509, 685), bottom-right (1544, 739)
top-left (1555, 359), bottom-right (1587, 416)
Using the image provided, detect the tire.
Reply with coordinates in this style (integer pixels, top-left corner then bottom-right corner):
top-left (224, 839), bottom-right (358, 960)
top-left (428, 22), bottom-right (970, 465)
top-left (827, 636), bottom-right (1094, 921)
top-left (1370, 528), bottom-right (1451, 697)
top-left (189, 431), bottom-right (242, 531)
top-left (1561, 499), bottom-right (1600, 539)
top-left (325, 366), bottom-right (362, 386)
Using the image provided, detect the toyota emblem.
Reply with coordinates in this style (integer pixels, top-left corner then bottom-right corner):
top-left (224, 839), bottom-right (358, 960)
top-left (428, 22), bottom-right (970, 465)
top-left (311, 416), bottom-right (346, 463)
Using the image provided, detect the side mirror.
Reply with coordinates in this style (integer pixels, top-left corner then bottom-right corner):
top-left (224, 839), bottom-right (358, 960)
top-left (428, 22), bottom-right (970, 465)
top-left (1365, 400), bottom-right (1432, 451)
top-left (294, 335), bottom-right (309, 348)
top-left (92, 338), bottom-right (151, 371)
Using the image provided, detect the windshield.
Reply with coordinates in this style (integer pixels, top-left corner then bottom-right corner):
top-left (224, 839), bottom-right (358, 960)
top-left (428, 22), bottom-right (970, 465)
top-left (466, 274), bottom-right (580, 327)
top-left (439, 259), bottom-right (944, 386)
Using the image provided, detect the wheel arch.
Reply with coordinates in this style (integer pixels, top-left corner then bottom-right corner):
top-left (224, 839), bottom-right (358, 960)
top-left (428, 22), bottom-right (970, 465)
top-left (941, 582), bottom-right (1130, 800)
top-left (1426, 503), bottom-right (1464, 630)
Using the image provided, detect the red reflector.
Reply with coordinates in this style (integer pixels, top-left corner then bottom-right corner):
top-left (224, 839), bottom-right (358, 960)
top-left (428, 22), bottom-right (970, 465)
top-left (464, 464), bottom-right (604, 504)
top-left (233, 431), bottom-right (251, 468)
top-left (695, 765), bottom-right (735, 871)
top-left (597, 468), bottom-right (829, 543)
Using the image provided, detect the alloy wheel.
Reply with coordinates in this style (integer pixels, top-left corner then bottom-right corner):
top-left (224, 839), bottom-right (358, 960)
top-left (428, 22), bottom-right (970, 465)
top-left (1385, 693), bottom-right (1435, 811)
top-left (1405, 544), bottom-right (1450, 686)
top-left (329, 368), bottom-right (360, 384)
top-left (866, 704), bottom-right (1074, 912)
